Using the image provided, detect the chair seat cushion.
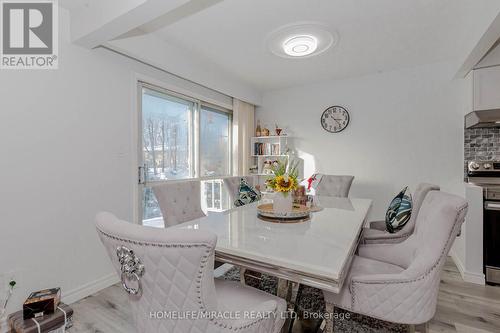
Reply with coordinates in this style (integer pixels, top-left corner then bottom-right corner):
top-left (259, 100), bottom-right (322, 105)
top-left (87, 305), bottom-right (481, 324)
top-left (215, 279), bottom-right (286, 333)
top-left (363, 228), bottom-right (388, 239)
top-left (323, 256), bottom-right (404, 310)
top-left (362, 228), bottom-right (408, 244)
top-left (369, 220), bottom-right (386, 231)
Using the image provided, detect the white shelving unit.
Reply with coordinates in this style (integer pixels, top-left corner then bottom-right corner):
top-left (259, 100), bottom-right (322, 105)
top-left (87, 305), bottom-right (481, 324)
top-left (250, 135), bottom-right (291, 176)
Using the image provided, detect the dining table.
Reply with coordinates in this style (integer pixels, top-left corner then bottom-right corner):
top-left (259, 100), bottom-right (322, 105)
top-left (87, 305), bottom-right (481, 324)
top-left (171, 195), bottom-right (372, 291)
top-left (170, 195), bottom-right (371, 333)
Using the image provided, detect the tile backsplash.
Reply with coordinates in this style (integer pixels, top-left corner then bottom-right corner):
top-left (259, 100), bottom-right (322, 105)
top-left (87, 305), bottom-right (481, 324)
top-left (464, 128), bottom-right (500, 162)
top-left (464, 128), bottom-right (500, 179)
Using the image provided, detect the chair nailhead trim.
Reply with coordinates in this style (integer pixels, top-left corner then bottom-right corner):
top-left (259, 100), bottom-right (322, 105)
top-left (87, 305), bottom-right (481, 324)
top-left (349, 204), bottom-right (468, 320)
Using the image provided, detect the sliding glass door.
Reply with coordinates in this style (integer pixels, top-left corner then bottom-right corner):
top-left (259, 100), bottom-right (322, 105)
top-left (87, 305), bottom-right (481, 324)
top-left (138, 82), bottom-right (232, 225)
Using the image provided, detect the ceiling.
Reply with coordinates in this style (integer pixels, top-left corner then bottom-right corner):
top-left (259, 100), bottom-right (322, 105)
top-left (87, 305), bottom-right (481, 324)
top-left (149, 0), bottom-right (500, 91)
top-left (59, 0), bottom-right (89, 12)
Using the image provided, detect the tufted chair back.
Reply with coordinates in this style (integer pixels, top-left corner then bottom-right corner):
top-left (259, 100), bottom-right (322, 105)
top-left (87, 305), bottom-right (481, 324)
top-left (409, 183), bottom-right (440, 234)
top-left (314, 175), bottom-right (354, 197)
top-left (362, 183), bottom-right (440, 244)
top-left (96, 213), bottom-right (287, 333)
top-left (352, 191), bottom-right (468, 324)
top-left (96, 212), bottom-right (219, 332)
top-left (223, 176), bottom-right (256, 202)
top-left (153, 180), bottom-right (206, 227)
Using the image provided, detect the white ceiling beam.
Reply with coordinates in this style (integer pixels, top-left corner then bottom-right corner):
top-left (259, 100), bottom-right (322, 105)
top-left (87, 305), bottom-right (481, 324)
top-left (455, 12), bottom-right (500, 78)
top-left (139, 0), bottom-right (223, 34)
top-left (71, 0), bottom-right (190, 49)
top-left (474, 39), bottom-right (500, 69)
top-left (113, 0), bottom-right (223, 41)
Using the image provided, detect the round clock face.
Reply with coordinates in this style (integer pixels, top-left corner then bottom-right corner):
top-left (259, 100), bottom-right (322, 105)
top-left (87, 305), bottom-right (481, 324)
top-left (321, 106), bottom-right (350, 133)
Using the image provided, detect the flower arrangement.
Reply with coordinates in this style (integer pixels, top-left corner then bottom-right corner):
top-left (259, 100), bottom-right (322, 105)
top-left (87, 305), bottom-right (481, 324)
top-left (266, 157), bottom-right (300, 196)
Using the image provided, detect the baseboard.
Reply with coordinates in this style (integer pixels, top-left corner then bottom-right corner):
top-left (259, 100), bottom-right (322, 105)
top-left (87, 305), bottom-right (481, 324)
top-left (450, 250), bottom-right (485, 285)
top-left (450, 249), bottom-right (466, 276)
top-left (462, 270), bottom-right (486, 285)
top-left (62, 272), bottom-right (120, 305)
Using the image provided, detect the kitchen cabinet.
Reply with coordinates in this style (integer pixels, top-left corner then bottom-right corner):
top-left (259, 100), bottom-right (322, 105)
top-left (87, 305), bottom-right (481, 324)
top-left (474, 66), bottom-right (500, 110)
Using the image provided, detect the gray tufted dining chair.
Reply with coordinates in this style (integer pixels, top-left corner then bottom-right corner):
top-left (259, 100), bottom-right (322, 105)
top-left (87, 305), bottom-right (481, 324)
top-left (321, 191), bottom-right (468, 333)
top-left (153, 180), bottom-right (206, 228)
top-left (362, 183), bottom-right (440, 244)
top-left (96, 212), bottom-right (287, 333)
top-left (314, 175), bottom-right (354, 197)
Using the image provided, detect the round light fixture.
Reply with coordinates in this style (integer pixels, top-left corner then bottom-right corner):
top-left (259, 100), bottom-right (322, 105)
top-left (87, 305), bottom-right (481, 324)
top-left (283, 35), bottom-right (318, 57)
top-left (266, 22), bottom-right (337, 59)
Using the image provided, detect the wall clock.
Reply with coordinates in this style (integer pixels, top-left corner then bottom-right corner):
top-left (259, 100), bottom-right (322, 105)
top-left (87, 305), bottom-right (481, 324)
top-left (321, 106), bottom-right (350, 133)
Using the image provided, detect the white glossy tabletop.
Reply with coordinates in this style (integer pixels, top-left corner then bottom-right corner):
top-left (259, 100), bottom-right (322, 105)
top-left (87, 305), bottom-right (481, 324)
top-left (172, 196), bottom-right (372, 284)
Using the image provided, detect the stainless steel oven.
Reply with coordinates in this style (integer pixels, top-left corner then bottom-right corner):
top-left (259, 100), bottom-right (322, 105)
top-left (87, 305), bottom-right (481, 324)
top-left (484, 191), bottom-right (500, 285)
top-left (468, 160), bottom-right (500, 285)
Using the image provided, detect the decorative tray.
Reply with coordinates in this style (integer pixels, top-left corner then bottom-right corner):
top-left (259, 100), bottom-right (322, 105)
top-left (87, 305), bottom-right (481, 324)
top-left (257, 203), bottom-right (311, 223)
top-left (309, 205), bottom-right (323, 212)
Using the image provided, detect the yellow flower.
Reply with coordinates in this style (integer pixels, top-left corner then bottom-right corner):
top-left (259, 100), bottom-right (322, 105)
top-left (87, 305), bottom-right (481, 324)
top-left (274, 175), bottom-right (297, 192)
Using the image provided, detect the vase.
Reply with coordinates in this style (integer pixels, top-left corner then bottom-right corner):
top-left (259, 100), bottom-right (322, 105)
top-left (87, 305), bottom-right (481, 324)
top-left (273, 192), bottom-right (293, 215)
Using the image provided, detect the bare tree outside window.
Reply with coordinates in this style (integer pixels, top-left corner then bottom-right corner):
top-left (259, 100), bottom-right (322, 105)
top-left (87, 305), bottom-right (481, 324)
top-left (142, 89), bottom-right (192, 182)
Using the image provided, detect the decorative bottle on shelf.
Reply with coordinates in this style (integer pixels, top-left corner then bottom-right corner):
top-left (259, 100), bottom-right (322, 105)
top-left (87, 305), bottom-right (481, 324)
top-left (262, 124), bottom-right (270, 136)
top-left (256, 120), bottom-right (262, 137)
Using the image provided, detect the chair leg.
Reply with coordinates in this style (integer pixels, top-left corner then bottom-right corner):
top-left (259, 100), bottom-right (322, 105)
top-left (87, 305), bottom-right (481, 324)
top-left (416, 322), bottom-right (429, 333)
top-left (409, 322), bottom-right (429, 333)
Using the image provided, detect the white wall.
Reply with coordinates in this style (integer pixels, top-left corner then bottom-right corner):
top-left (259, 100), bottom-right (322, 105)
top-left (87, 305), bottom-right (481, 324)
top-left (257, 61), bottom-right (468, 219)
top-left (0, 8), bottom-right (233, 318)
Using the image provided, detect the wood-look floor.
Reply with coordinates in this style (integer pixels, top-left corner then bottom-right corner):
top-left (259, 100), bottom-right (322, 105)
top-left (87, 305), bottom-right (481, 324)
top-left (68, 258), bottom-right (500, 333)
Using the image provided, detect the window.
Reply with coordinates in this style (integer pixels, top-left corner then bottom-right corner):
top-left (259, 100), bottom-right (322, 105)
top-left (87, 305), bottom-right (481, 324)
top-left (142, 88), bottom-right (194, 181)
top-left (199, 106), bottom-right (231, 177)
top-left (139, 83), bottom-right (232, 224)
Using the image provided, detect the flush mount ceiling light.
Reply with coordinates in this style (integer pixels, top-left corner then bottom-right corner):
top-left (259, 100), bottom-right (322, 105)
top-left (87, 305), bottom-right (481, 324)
top-left (266, 22), bottom-right (337, 59)
top-left (283, 35), bottom-right (318, 57)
